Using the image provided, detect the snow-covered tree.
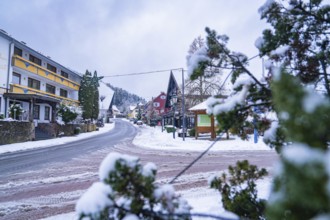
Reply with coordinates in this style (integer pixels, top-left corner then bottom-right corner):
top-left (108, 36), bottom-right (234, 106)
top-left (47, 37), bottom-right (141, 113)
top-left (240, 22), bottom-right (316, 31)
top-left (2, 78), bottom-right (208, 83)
top-left (76, 152), bottom-right (191, 220)
top-left (57, 103), bottom-right (81, 124)
top-left (188, 0), bottom-right (330, 218)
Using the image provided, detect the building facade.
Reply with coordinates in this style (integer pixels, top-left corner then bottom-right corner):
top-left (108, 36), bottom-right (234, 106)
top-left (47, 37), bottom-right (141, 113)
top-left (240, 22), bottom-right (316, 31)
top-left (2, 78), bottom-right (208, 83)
top-left (0, 30), bottom-right (81, 123)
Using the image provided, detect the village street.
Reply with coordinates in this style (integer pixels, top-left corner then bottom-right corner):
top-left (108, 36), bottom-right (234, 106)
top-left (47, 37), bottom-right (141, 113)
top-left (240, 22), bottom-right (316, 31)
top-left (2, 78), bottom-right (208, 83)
top-left (0, 120), bottom-right (278, 220)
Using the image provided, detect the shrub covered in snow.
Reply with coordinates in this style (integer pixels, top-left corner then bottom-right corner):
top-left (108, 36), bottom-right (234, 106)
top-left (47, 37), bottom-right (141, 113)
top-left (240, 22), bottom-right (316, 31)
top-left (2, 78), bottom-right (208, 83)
top-left (57, 103), bottom-right (80, 125)
top-left (76, 152), bottom-right (191, 220)
top-left (9, 103), bottom-right (23, 120)
top-left (210, 160), bottom-right (268, 220)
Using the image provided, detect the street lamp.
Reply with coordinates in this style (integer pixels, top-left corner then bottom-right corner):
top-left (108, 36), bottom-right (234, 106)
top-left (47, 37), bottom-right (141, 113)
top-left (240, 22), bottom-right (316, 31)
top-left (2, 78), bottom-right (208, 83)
top-left (170, 94), bottom-right (177, 139)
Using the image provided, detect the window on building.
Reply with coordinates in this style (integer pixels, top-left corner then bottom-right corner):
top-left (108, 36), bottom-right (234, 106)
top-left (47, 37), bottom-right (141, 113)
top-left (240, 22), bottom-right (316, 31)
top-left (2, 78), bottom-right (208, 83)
top-left (14, 47), bottom-right (22, 57)
top-left (29, 54), bottom-right (41, 66)
top-left (47, 63), bottom-right (57, 73)
top-left (33, 105), bottom-right (40, 119)
top-left (28, 78), bottom-right (40, 90)
top-left (153, 102), bottom-right (160, 107)
top-left (60, 88), bottom-right (68, 98)
top-left (12, 72), bottom-right (21, 84)
top-left (61, 70), bottom-right (69, 78)
top-left (44, 106), bottom-right (50, 120)
top-left (46, 84), bottom-right (55, 94)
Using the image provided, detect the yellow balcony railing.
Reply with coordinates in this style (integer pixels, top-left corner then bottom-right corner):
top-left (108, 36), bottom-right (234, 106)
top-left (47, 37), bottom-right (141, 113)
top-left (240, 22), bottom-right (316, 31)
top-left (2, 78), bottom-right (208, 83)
top-left (10, 84), bottom-right (79, 106)
top-left (12, 55), bottom-right (80, 91)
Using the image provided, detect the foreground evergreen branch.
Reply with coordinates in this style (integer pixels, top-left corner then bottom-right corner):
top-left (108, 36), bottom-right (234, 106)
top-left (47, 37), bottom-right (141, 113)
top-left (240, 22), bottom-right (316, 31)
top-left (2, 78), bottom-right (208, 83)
top-left (210, 160), bottom-right (268, 220)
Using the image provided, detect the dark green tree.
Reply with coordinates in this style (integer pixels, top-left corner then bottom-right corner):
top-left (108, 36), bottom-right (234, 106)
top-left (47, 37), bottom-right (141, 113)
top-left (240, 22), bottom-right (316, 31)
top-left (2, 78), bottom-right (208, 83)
top-left (91, 71), bottom-right (103, 120)
top-left (210, 160), bottom-right (268, 220)
top-left (79, 70), bottom-right (93, 120)
top-left (79, 70), bottom-right (103, 120)
top-left (188, 0), bottom-right (330, 219)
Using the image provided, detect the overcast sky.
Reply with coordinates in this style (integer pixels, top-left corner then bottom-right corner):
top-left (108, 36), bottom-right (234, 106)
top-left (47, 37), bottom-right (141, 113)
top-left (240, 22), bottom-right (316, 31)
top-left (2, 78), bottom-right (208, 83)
top-left (0, 0), bottom-right (269, 100)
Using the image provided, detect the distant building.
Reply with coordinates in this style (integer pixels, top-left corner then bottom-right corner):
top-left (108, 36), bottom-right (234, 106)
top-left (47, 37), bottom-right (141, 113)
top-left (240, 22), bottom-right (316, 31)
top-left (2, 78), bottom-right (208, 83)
top-left (98, 81), bottom-right (114, 121)
top-left (111, 105), bottom-right (121, 118)
top-left (143, 92), bottom-right (168, 124)
top-left (0, 29), bottom-right (81, 122)
top-left (151, 92), bottom-right (167, 115)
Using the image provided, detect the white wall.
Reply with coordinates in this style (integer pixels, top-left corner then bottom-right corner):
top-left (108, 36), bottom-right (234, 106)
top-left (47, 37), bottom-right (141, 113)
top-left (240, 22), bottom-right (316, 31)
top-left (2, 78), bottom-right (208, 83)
top-left (0, 36), bottom-right (10, 91)
top-left (37, 103), bottom-right (52, 122)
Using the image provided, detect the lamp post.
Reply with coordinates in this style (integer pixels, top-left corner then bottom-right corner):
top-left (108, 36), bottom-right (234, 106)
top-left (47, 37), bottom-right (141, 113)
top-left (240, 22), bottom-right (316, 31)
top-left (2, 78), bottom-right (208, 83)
top-left (181, 68), bottom-right (185, 141)
top-left (170, 94), bottom-right (177, 139)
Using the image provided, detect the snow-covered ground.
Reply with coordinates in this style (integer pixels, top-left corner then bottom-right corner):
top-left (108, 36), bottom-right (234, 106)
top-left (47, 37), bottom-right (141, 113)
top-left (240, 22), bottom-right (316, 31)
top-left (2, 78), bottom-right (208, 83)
top-left (0, 120), bottom-right (273, 219)
top-left (133, 124), bottom-right (272, 152)
top-left (0, 123), bottom-right (115, 155)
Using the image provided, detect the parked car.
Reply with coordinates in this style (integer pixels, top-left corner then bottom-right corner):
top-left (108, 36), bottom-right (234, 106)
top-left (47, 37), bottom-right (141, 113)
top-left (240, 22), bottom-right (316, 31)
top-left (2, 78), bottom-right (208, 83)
top-left (136, 120), bottom-right (143, 125)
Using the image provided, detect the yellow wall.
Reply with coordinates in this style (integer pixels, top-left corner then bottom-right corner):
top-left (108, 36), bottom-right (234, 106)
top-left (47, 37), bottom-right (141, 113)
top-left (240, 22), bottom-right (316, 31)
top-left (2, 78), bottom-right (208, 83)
top-left (11, 84), bottom-right (79, 106)
top-left (13, 55), bottom-right (80, 91)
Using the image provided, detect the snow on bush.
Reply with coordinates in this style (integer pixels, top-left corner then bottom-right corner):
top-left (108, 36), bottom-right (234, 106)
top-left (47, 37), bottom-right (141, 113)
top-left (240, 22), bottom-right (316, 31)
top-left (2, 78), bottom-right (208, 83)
top-left (258, 0), bottom-right (275, 16)
top-left (76, 182), bottom-right (113, 219)
top-left (263, 121), bottom-right (279, 143)
top-left (270, 45), bottom-right (290, 57)
top-left (142, 162), bottom-right (157, 177)
top-left (303, 87), bottom-right (328, 113)
top-left (99, 152), bottom-right (139, 182)
top-left (76, 152), bottom-right (191, 220)
top-left (255, 37), bottom-right (265, 49)
top-left (187, 46), bottom-right (210, 78)
top-left (233, 74), bottom-right (255, 89)
top-left (282, 143), bottom-right (324, 166)
top-left (208, 85), bottom-right (250, 114)
top-left (267, 144), bottom-right (330, 219)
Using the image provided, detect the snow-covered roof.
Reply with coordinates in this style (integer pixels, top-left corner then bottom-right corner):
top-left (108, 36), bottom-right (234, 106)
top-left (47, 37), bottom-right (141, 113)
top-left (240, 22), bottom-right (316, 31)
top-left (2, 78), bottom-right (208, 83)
top-left (189, 101), bottom-right (208, 111)
top-left (129, 105), bottom-right (137, 111)
top-left (99, 81), bottom-right (114, 110)
top-left (112, 105), bottom-right (119, 112)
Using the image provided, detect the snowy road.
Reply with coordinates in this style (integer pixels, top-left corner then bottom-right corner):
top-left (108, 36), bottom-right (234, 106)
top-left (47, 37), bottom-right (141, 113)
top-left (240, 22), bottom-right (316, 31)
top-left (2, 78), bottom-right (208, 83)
top-left (0, 120), bottom-right (278, 219)
top-left (0, 120), bottom-right (137, 175)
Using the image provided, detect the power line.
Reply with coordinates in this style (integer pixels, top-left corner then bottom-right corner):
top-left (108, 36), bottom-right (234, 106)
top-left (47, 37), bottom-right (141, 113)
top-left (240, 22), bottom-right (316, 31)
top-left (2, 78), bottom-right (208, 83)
top-left (99, 54), bottom-right (259, 78)
top-left (169, 135), bottom-right (223, 184)
top-left (101, 68), bottom-right (183, 78)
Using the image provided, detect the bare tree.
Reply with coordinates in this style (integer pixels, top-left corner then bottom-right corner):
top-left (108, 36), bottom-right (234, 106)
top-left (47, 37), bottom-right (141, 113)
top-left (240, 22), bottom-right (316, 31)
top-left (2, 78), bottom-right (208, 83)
top-left (185, 36), bottom-right (224, 109)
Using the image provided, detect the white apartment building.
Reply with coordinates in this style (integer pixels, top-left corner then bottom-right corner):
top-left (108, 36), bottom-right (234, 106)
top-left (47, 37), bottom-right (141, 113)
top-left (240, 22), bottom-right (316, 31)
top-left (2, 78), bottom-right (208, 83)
top-left (0, 29), bottom-right (81, 123)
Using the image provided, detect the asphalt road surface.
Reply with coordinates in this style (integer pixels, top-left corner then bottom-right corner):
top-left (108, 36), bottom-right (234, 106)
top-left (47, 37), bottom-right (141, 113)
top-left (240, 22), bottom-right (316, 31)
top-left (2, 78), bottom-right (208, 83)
top-left (0, 119), bottom-right (137, 176)
top-left (0, 120), bottom-right (278, 220)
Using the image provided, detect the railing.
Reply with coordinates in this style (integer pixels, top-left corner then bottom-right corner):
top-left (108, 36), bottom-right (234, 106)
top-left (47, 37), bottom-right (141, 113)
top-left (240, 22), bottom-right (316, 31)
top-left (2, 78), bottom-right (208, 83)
top-left (10, 84), bottom-right (79, 105)
top-left (12, 55), bottom-right (80, 91)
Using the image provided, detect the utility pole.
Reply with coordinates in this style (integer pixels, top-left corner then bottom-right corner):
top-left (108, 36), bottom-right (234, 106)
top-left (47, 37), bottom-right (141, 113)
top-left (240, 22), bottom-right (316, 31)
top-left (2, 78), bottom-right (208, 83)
top-left (181, 68), bottom-right (185, 141)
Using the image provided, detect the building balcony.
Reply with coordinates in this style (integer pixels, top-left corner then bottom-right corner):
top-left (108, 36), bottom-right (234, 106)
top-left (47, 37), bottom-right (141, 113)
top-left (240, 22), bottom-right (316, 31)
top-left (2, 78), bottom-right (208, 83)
top-left (12, 55), bottom-right (80, 91)
top-left (10, 84), bottom-right (79, 106)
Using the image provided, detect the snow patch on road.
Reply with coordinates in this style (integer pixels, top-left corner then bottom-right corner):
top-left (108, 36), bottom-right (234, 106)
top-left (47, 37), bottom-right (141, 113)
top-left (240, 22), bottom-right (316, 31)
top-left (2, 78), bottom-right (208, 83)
top-left (0, 172), bottom-right (96, 189)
